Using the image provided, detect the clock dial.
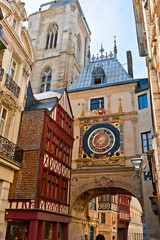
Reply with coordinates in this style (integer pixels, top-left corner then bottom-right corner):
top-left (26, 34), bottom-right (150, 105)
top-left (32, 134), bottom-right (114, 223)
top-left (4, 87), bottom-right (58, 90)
top-left (88, 128), bottom-right (115, 153)
top-left (83, 123), bottom-right (120, 157)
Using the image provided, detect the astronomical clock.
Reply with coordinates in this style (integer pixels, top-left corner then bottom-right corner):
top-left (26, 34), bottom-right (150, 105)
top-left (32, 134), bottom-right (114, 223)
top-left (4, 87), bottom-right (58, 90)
top-left (76, 99), bottom-right (125, 168)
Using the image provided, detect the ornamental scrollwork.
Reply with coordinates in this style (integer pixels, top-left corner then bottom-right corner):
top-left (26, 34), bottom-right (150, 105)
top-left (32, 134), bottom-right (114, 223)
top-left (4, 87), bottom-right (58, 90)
top-left (95, 176), bottom-right (114, 188)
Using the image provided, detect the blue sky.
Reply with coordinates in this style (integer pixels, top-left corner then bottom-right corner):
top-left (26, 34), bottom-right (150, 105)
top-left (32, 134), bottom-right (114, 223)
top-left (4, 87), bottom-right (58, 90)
top-left (24, 0), bottom-right (147, 79)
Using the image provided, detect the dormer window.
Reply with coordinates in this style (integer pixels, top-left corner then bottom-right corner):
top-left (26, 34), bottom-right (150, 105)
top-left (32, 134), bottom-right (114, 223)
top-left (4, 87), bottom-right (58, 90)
top-left (92, 64), bottom-right (105, 85)
top-left (94, 78), bottom-right (101, 84)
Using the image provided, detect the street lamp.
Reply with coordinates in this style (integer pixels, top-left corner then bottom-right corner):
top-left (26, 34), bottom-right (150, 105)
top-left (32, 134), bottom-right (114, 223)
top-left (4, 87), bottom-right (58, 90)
top-left (131, 157), bottom-right (142, 175)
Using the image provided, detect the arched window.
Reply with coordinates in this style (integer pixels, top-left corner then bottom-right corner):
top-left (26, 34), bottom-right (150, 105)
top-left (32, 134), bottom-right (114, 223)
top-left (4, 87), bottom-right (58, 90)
top-left (45, 24), bottom-right (58, 50)
top-left (41, 68), bottom-right (52, 93)
top-left (90, 227), bottom-right (94, 240)
top-left (76, 35), bottom-right (81, 61)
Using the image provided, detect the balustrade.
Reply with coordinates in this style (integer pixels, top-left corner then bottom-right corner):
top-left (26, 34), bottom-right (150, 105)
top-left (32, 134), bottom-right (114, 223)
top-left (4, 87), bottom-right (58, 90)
top-left (0, 135), bottom-right (23, 163)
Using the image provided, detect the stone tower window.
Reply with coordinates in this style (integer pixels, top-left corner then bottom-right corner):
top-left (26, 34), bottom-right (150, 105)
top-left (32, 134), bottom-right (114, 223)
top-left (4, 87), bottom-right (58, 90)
top-left (45, 24), bottom-right (58, 50)
top-left (76, 35), bottom-right (81, 62)
top-left (40, 68), bottom-right (52, 92)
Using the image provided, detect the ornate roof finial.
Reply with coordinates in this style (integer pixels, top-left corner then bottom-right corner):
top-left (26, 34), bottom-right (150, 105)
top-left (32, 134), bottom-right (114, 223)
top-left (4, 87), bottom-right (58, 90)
top-left (118, 98), bottom-right (123, 113)
top-left (114, 36), bottom-right (117, 57)
top-left (99, 44), bottom-right (104, 55)
top-left (87, 45), bottom-right (91, 62)
top-left (99, 100), bottom-right (102, 108)
top-left (81, 103), bottom-right (85, 117)
top-left (91, 54), bottom-right (95, 62)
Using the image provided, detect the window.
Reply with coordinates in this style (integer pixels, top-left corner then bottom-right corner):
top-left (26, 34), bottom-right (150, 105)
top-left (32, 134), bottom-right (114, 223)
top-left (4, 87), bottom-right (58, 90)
top-left (138, 94), bottom-right (148, 109)
top-left (94, 78), bottom-right (101, 84)
top-left (41, 68), bottom-right (52, 92)
top-left (90, 198), bottom-right (96, 210)
top-left (8, 59), bottom-right (17, 79)
top-left (90, 227), bottom-right (94, 240)
top-left (45, 24), bottom-right (58, 50)
top-left (12, 18), bottom-right (16, 29)
top-left (101, 213), bottom-right (105, 223)
top-left (141, 132), bottom-right (152, 153)
top-left (76, 35), bottom-right (81, 62)
top-left (0, 107), bottom-right (7, 136)
top-left (90, 97), bottom-right (104, 111)
top-left (144, 171), bottom-right (152, 181)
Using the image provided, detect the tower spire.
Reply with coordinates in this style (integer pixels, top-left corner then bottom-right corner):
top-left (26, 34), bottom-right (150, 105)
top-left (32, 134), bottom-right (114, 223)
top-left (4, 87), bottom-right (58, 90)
top-left (114, 36), bottom-right (117, 57)
top-left (87, 45), bottom-right (91, 62)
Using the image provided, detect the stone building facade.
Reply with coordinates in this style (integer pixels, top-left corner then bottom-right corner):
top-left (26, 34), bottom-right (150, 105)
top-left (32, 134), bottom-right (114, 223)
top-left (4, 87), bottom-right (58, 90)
top-left (0, 0), bottom-right (34, 238)
top-left (133, 0), bottom-right (160, 223)
top-left (67, 44), bottom-right (160, 239)
top-left (128, 197), bottom-right (143, 240)
top-left (27, 0), bottom-right (91, 94)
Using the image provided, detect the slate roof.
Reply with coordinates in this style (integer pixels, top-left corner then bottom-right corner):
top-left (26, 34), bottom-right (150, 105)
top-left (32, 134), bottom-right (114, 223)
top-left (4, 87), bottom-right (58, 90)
top-left (28, 97), bottom-right (58, 111)
top-left (135, 78), bottom-right (149, 92)
top-left (25, 83), bottom-right (63, 111)
top-left (68, 56), bottom-right (135, 92)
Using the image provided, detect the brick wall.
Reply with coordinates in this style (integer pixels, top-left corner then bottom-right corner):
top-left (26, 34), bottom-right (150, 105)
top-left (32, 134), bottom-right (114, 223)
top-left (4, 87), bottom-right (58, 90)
top-left (9, 150), bottom-right (40, 199)
top-left (18, 109), bottom-right (45, 150)
top-left (9, 109), bottom-right (45, 199)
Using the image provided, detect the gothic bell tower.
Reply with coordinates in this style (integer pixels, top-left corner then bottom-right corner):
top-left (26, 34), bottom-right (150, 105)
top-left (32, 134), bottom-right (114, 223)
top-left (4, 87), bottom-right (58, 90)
top-left (28, 0), bottom-right (91, 94)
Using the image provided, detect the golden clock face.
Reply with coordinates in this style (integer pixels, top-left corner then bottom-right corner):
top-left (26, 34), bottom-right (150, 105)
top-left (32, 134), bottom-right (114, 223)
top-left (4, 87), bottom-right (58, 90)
top-left (88, 128), bottom-right (115, 154)
top-left (83, 123), bottom-right (120, 157)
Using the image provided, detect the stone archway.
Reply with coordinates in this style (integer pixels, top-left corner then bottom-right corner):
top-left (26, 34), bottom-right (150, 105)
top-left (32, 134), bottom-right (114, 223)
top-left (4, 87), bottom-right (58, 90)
top-left (69, 166), bottom-right (144, 240)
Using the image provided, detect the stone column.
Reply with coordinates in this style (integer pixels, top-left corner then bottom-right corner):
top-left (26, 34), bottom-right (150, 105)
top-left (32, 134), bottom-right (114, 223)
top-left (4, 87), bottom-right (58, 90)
top-left (0, 181), bottom-right (10, 240)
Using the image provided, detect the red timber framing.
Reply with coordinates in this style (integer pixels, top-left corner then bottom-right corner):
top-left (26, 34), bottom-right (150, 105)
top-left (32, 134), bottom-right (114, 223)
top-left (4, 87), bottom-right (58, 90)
top-left (118, 195), bottom-right (131, 240)
top-left (6, 89), bottom-right (74, 240)
top-left (37, 108), bottom-right (74, 214)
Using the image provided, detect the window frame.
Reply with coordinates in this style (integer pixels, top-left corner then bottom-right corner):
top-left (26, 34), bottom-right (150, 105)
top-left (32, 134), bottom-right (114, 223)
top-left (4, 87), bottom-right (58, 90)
top-left (0, 106), bottom-right (8, 136)
top-left (8, 58), bottom-right (17, 80)
top-left (45, 24), bottom-right (58, 50)
top-left (90, 97), bottom-right (104, 111)
top-left (41, 68), bottom-right (52, 93)
top-left (90, 226), bottom-right (94, 240)
top-left (141, 131), bottom-right (152, 153)
top-left (138, 93), bottom-right (148, 110)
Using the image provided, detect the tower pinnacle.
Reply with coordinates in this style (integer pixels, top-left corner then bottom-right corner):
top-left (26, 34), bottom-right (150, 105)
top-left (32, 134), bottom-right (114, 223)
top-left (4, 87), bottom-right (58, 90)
top-left (114, 36), bottom-right (117, 57)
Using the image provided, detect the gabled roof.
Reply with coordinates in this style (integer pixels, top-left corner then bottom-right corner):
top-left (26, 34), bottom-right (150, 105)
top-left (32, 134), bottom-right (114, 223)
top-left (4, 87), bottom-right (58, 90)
top-left (25, 83), bottom-right (74, 119)
top-left (25, 85), bottom-right (60, 112)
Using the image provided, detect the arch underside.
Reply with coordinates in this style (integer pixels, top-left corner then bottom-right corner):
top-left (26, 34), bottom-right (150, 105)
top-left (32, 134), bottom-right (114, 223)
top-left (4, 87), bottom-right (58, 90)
top-left (70, 167), bottom-right (144, 214)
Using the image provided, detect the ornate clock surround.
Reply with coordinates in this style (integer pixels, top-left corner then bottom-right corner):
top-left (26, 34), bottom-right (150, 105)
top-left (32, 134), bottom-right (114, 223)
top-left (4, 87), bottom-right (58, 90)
top-left (77, 104), bottom-right (125, 168)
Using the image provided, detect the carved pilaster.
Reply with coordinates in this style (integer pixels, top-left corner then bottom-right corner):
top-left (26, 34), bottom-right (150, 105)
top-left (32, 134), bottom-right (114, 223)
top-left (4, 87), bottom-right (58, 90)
top-left (106, 94), bottom-right (111, 113)
top-left (131, 118), bottom-right (138, 155)
top-left (129, 90), bottom-right (135, 112)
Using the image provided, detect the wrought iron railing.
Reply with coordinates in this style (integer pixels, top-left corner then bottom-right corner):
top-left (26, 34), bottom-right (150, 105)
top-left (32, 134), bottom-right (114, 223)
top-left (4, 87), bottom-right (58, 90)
top-left (5, 74), bottom-right (20, 98)
top-left (0, 67), bottom-right (4, 81)
top-left (0, 135), bottom-right (23, 164)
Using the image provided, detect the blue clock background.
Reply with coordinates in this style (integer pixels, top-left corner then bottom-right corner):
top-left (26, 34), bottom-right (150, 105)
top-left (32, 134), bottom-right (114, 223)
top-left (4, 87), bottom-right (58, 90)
top-left (83, 123), bottom-right (120, 157)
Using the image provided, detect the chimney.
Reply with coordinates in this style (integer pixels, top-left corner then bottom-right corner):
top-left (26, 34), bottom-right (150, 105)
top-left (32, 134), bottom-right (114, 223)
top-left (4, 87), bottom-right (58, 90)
top-left (126, 51), bottom-right (133, 78)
